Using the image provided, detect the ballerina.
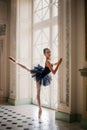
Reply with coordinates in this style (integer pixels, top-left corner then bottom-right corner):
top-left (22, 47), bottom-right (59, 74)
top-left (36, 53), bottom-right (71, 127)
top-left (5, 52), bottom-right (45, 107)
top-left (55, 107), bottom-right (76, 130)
top-left (9, 48), bottom-right (62, 119)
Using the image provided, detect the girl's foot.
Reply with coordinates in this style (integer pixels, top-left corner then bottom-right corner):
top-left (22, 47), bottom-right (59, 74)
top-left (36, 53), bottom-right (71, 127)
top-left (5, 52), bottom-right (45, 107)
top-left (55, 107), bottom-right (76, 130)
top-left (38, 108), bottom-right (42, 119)
top-left (9, 56), bottom-right (16, 63)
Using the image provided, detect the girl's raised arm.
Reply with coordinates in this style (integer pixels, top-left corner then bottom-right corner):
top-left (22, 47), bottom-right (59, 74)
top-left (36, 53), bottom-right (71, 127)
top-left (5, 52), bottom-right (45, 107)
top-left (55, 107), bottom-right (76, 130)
top-left (47, 58), bottom-right (62, 74)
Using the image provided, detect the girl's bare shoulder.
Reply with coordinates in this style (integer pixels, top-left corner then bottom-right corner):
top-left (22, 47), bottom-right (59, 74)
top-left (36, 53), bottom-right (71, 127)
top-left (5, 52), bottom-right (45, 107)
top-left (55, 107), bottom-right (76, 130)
top-left (45, 60), bottom-right (51, 66)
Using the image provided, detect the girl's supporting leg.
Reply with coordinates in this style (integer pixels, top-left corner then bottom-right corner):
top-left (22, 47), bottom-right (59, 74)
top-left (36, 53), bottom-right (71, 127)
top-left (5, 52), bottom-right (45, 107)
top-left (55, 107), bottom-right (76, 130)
top-left (36, 81), bottom-right (42, 118)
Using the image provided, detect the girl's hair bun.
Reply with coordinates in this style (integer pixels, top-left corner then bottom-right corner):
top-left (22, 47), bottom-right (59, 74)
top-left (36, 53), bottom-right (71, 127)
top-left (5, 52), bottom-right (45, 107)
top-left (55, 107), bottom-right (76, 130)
top-left (43, 48), bottom-right (49, 54)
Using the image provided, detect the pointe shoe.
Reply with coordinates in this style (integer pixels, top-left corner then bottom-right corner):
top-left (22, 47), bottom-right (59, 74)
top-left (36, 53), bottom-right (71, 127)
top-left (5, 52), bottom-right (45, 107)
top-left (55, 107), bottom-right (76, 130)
top-left (38, 108), bottom-right (42, 119)
top-left (9, 56), bottom-right (16, 63)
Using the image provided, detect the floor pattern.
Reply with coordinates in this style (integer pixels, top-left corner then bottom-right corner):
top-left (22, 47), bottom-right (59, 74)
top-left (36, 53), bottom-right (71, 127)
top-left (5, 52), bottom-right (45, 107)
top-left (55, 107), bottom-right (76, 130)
top-left (0, 105), bottom-right (84, 130)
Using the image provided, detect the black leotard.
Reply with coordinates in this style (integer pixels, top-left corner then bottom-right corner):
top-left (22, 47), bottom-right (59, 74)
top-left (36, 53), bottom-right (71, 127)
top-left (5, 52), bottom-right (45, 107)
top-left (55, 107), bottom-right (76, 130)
top-left (41, 66), bottom-right (50, 78)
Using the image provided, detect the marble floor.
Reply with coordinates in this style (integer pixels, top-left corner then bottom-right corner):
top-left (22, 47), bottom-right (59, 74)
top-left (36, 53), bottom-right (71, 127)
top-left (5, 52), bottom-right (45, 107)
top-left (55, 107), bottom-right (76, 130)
top-left (0, 104), bottom-right (84, 130)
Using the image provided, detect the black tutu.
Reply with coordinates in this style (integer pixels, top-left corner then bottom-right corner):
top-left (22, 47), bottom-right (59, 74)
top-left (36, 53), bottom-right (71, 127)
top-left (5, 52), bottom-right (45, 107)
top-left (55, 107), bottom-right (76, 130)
top-left (30, 64), bottom-right (52, 86)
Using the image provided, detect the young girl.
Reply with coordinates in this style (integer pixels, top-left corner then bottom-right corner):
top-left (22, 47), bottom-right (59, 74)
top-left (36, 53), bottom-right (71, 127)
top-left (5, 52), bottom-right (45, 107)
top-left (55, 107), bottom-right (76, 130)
top-left (9, 48), bottom-right (62, 119)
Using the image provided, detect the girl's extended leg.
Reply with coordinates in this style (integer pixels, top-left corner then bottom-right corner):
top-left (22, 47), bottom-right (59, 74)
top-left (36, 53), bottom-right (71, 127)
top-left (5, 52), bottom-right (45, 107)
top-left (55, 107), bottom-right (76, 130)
top-left (36, 81), bottom-right (42, 119)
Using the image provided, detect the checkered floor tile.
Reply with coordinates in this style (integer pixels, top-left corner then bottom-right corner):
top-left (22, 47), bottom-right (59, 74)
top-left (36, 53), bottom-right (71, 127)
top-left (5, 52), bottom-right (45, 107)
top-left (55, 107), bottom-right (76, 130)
top-left (0, 105), bottom-right (57, 130)
top-left (0, 105), bottom-right (83, 130)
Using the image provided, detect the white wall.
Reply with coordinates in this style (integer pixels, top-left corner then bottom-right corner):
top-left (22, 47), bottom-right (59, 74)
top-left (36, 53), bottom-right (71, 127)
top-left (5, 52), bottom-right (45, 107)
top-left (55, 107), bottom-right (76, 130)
top-left (76, 0), bottom-right (85, 114)
top-left (70, 0), bottom-right (77, 113)
top-left (59, 0), bottom-right (85, 114)
top-left (0, 0), bottom-right (10, 101)
top-left (16, 0), bottom-right (32, 100)
top-left (70, 0), bottom-right (85, 114)
top-left (9, 0), bottom-right (32, 102)
top-left (10, 0), bottom-right (17, 99)
top-left (64, 0), bottom-right (86, 115)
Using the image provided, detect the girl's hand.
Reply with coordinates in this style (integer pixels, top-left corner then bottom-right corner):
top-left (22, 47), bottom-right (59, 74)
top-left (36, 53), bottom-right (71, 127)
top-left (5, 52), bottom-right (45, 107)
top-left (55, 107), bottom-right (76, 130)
top-left (60, 58), bottom-right (62, 62)
top-left (53, 58), bottom-right (63, 66)
top-left (59, 58), bottom-right (62, 64)
top-left (57, 58), bottom-right (62, 66)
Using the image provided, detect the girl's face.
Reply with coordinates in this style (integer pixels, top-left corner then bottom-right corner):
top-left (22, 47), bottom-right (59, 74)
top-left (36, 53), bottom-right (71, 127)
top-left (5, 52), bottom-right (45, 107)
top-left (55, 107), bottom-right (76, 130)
top-left (44, 49), bottom-right (51, 59)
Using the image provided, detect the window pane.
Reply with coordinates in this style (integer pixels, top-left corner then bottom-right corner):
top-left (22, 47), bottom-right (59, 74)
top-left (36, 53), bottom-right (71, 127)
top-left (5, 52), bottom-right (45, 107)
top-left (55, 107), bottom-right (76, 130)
top-left (43, 7), bottom-right (50, 20)
top-left (34, 0), bottom-right (42, 11)
top-left (33, 0), bottom-right (50, 23)
top-left (43, 0), bottom-right (50, 8)
top-left (52, 0), bottom-right (58, 17)
top-left (33, 27), bottom-right (50, 61)
top-left (51, 25), bottom-right (58, 59)
top-left (34, 10), bottom-right (42, 23)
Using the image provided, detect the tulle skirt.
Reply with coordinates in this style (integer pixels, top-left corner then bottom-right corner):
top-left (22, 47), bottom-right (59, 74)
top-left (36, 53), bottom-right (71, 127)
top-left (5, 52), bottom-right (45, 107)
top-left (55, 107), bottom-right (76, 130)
top-left (30, 64), bottom-right (52, 86)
